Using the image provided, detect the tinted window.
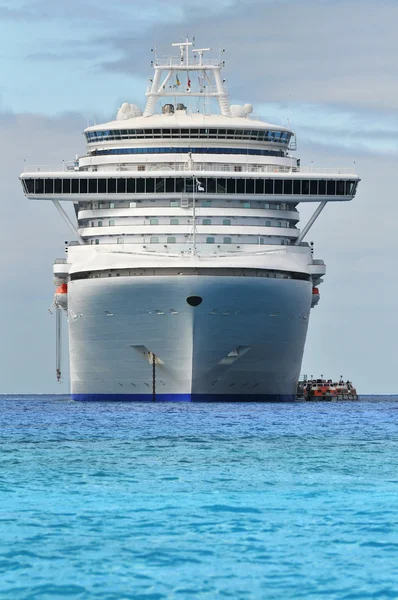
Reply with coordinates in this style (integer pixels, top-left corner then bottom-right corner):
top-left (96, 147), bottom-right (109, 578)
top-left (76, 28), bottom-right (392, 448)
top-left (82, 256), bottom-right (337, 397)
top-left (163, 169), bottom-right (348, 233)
top-left (166, 178), bottom-right (175, 193)
top-left (127, 179), bottom-right (135, 193)
top-left (327, 180), bottom-right (336, 195)
top-left (336, 181), bottom-right (345, 195)
top-left (265, 180), bottom-right (273, 194)
top-left (293, 180), bottom-right (301, 194)
top-left (227, 179), bottom-right (236, 194)
top-left (237, 179), bottom-right (245, 194)
top-left (108, 179), bottom-right (116, 193)
top-left (246, 180), bottom-right (255, 194)
top-left (255, 179), bottom-right (264, 194)
top-left (302, 180), bottom-right (310, 195)
top-left (98, 179), bottom-right (107, 193)
top-left (136, 179), bottom-right (145, 193)
top-left (274, 180), bottom-right (283, 194)
top-left (284, 180), bottom-right (292, 194)
top-left (146, 178), bottom-right (155, 193)
top-left (310, 180), bottom-right (318, 195)
top-left (54, 179), bottom-right (62, 194)
top-left (207, 178), bottom-right (216, 193)
top-left (117, 179), bottom-right (126, 193)
top-left (62, 179), bottom-right (70, 194)
top-left (45, 179), bottom-right (54, 194)
top-left (217, 178), bottom-right (226, 193)
top-left (156, 178), bottom-right (165, 193)
top-left (319, 180), bottom-right (326, 195)
top-left (89, 179), bottom-right (97, 194)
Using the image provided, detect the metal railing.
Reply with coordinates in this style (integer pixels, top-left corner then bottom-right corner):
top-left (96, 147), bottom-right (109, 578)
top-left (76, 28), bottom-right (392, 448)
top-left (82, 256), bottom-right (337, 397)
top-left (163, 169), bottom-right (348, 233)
top-left (24, 161), bottom-right (77, 173)
top-left (23, 162), bottom-right (356, 176)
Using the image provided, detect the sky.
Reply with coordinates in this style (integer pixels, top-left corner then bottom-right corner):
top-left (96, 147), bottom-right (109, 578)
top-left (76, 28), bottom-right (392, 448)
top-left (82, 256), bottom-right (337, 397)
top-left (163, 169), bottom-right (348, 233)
top-left (0, 0), bottom-right (397, 394)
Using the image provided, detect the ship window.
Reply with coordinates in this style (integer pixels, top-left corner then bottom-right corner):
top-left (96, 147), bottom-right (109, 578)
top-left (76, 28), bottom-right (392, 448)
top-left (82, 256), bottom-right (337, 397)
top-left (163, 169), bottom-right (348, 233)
top-left (71, 179), bottom-right (78, 194)
top-left (110, 202), bottom-right (115, 208)
top-left (174, 179), bottom-right (183, 193)
top-left (150, 237), bottom-right (159, 243)
top-left (108, 179), bottom-right (116, 193)
top-left (91, 222), bottom-right (94, 227)
top-left (156, 178), bottom-right (165, 193)
top-left (61, 179), bottom-right (70, 193)
top-left (227, 179), bottom-right (236, 194)
top-left (45, 179), bottom-right (53, 194)
top-left (284, 180), bottom-right (293, 195)
top-left (302, 180), bottom-right (310, 195)
top-left (255, 179), bottom-right (264, 194)
top-left (117, 179), bottom-right (126, 193)
top-left (129, 202), bottom-right (137, 208)
top-left (265, 180), bottom-right (273, 194)
top-left (202, 219), bottom-right (211, 225)
top-left (263, 203), bottom-right (270, 209)
top-left (98, 179), bottom-right (106, 194)
top-left (136, 179), bottom-right (145, 193)
top-left (336, 181), bottom-right (345, 195)
top-left (202, 201), bottom-right (211, 207)
top-left (98, 221), bottom-right (103, 227)
top-left (223, 237), bottom-right (232, 244)
top-left (319, 180), bottom-right (326, 195)
top-left (95, 239), bottom-right (99, 244)
top-left (293, 180), bottom-right (301, 194)
top-left (234, 165), bottom-right (242, 172)
top-left (170, 200), bottom-right (179, 207)
top-left (117, 238), bottom-right (123, 244)
top-left (236, 179), bottom-right (245, 194)
top-left (206, 237), bottom-right (215, 244)
top-left (274, 180), bottom-right (283, 194)
top-left (246, 180), bottom-right (255, 194)
top-left (243, 202), bottom-right (251, 208)
top-left (309, 180), bottom-right (317, 195)
top-left (217, 178), bottom-right (226, 193)
top-left (170, 218), bottom-right (179, 225)
top-left (89, 179), bottom-right (97, 194)
top-left (266, 220), bottom-right (271, 226)
top-left (150, 218), bottom-right (159, 225)
top-left (207, 178), bottom-right (216, 193)
top-left (80, 179), bottom-right (88, 194)
top-left (327, 180), bottom-right (336, 195)
top-left (185, 179), bottom-right (194, 193)
top-left (146, 178), bottom-right (155, 193)
top-left (127, 179), bottom-right (135, 193)
top-left (167, 237), bottom-right (176, 243)
top-left (260, 238), bottom-right (265, 245)
top-left (166, 178), bottom-right (175, 193)
top-left (223, 219), bottom-right (231, 225)
top-left (138, 165), bottom-right (145, 171)
top-left (54, 179), bottom-right (62, 194)
top-left (25, 179), bottom-right (34, 193)
top-left (109, 220), bottom-right (115, 226)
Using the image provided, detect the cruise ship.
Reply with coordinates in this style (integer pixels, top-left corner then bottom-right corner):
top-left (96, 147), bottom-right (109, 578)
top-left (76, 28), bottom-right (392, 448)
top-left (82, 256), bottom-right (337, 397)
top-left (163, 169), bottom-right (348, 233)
top-left (20, 40), bottom-right (359, 401)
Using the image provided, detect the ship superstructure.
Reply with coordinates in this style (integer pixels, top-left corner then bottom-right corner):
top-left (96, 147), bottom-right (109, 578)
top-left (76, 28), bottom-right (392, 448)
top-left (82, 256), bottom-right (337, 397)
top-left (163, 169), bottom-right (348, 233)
top-left (20, 40), bottom-right (359, 401)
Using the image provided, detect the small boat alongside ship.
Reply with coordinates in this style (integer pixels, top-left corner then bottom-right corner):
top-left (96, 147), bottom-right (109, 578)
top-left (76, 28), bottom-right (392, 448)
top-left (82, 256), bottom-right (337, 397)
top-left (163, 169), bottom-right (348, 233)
top-left (297, 377), bottom-right (358, 401)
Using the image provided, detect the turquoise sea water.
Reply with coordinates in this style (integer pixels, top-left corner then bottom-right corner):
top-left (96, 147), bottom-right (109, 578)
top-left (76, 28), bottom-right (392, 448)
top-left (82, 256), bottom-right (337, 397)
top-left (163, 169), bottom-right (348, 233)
top-left (1, 396), bottom-right (398, 599)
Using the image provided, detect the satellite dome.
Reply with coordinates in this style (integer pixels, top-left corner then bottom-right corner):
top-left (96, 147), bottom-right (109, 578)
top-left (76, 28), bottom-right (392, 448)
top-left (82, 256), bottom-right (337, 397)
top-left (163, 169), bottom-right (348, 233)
top-left (116, 103), bottom-right (142, 120)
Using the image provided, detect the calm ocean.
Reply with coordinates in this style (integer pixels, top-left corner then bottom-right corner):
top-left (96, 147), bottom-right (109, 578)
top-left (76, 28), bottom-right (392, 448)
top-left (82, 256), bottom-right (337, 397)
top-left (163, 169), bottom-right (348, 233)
top-left (1, 396), bottom-right (398, 599)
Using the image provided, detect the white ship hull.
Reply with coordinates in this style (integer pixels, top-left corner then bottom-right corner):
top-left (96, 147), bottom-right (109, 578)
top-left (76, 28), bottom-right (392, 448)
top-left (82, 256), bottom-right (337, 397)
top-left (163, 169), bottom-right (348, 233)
top-left (68, 275), bottom-right (312, 401)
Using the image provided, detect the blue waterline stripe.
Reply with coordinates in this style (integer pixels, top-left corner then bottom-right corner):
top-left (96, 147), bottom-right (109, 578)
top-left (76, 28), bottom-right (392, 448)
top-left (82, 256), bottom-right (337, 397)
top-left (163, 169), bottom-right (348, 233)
top-left (72, 393), bottom-right (297, 403)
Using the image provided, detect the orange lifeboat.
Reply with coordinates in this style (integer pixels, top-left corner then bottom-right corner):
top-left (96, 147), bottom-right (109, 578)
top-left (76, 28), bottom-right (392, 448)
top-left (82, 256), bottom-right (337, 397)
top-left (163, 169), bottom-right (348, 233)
top-left (54, 283), bottom-right (68, 309)
top-left (311, 287), bottom-right (320, 308)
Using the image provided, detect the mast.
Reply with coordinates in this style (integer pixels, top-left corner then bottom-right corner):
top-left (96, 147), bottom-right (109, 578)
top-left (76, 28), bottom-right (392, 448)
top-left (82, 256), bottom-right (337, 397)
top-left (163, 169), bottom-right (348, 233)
top-left (143, 38), bottom-right (231, 117)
